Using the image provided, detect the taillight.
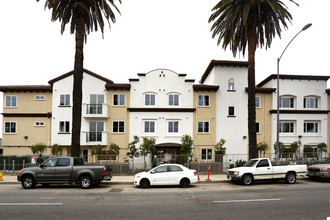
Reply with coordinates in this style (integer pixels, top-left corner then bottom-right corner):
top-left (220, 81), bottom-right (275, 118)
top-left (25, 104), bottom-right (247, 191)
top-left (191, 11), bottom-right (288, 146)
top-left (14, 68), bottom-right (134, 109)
top-left (103, 166), bottom-right (106, 175)
top-left (193, 171), bottom-right (197, 176)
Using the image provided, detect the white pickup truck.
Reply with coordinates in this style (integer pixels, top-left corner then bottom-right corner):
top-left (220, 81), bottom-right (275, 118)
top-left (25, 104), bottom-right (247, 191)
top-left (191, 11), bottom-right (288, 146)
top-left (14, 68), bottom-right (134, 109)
top-left (227, 158), bottom-right (307, 185)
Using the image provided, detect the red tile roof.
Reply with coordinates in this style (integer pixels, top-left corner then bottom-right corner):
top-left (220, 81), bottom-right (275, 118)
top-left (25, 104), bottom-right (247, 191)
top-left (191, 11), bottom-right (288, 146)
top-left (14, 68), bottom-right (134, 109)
top-left (0, 85), bottom-right (52, 92)
top-left (48, 69), bottom-right (114, 85)
top-left (257, 74), bottom-right (330, 87)
top-left (200, 60), bottom-right (248, 83)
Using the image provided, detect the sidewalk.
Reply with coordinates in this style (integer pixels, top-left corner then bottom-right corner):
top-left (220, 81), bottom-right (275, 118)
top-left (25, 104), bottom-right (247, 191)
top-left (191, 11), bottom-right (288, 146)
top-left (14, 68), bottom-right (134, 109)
top-left (0, 173), bottom-right (229, 185)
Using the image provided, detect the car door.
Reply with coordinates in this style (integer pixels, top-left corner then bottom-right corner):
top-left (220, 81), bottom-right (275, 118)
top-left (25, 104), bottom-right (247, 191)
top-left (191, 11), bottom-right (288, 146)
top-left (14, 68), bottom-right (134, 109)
top-left (168, 165), bottom-right (184, 184)
top-left (254, 159), bottom-right (273, 180)
top-left (149, 165), bottom-right (169, 185)
top-left (36, 158), bottom-right (58, 181)
top-left (54, 158), bottom-right (72, 181)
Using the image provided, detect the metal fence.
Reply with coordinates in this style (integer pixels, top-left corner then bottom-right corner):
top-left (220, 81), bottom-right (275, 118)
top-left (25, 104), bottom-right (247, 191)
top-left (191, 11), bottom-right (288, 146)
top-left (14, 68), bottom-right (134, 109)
top-left (1, 152), bottom-right (328, 175)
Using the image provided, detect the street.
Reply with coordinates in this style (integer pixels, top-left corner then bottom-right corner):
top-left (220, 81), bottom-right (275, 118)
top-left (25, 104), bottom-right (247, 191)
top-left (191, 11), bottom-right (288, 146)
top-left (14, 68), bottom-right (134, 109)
top-left (0, 179), bottom-right (329, 220)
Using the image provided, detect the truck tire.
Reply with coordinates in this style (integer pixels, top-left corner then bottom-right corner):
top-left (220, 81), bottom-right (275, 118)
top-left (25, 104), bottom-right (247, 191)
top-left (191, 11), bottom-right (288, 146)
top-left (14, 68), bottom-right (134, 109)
top-left (80, 176), bottom-right (93, 189)
top-left (285, 172), bottom-right (296, 184)
top-left (242, 174), bottom-right (253, 186)
top-left (21, 176), bottom-right (36, 189)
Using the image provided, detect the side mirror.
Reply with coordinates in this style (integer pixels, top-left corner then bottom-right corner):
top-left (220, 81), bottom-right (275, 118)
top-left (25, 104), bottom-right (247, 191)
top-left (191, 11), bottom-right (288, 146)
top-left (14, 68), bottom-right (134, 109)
top-left (39, 164), bottom-right (44, 168)
top-left (150, 171), bottom-right (155, 174)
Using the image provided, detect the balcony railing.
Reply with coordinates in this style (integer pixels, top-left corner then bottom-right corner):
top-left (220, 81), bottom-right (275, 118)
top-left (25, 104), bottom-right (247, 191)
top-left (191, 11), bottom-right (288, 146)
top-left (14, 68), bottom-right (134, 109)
top-left (87, 104), bottom-right (102, 114)
top-left (83, 103), bottom-right (108, 118)
top-left (86, 132), bottom-right (102, 142)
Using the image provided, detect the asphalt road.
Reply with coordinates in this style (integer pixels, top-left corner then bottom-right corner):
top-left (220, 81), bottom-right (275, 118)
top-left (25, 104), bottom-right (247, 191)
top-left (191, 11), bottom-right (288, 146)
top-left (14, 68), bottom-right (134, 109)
top-left (0, 179), bottom-right (330, 220)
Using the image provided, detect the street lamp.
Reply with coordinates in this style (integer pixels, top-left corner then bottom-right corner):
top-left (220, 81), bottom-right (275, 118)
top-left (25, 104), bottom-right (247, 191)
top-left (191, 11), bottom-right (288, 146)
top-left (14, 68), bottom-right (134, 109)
top-left (276, 23), bottom-right (312, 165)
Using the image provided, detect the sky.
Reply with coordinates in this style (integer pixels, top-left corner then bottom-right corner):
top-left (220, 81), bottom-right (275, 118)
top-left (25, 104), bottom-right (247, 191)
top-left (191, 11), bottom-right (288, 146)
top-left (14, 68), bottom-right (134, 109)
top-left (1, 0), bottom-right (329, 137)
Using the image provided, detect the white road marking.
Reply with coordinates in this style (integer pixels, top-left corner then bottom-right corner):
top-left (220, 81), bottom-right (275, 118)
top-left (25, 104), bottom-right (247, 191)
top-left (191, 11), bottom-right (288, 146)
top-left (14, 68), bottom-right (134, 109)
top-left (0, 203), bottom-right (63, 206)
top-left (213, 198), bottom-right (281, 203)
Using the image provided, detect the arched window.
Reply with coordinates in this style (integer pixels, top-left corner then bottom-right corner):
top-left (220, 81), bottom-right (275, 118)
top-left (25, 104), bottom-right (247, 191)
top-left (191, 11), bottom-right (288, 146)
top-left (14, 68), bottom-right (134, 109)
top-left (228, 78), bottom-right (235, 90)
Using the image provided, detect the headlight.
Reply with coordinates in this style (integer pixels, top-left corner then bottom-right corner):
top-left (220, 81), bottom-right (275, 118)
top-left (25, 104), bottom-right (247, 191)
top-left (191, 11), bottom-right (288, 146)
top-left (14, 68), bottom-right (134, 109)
top-left (234, 171), bottom-right (239, 175)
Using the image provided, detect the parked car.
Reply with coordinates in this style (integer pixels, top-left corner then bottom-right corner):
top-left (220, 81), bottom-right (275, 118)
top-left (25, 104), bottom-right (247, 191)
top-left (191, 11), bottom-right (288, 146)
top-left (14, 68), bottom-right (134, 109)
top-left (307, 158), bottom-right (330, 179)
top-left (227, 158), bottom-right (307, 185)
top-left (134, 164), bottom-right (198, 188)
top-left (17, 157), bottom-right (112, 189)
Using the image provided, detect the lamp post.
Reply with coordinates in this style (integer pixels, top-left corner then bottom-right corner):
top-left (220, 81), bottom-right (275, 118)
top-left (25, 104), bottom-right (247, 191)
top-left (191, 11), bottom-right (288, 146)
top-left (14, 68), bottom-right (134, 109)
top-left (276, 23), bottom-right (312, 165)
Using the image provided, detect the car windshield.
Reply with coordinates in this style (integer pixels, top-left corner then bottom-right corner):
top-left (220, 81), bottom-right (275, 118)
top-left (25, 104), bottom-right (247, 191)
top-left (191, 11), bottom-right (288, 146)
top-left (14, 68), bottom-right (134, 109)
top-left (322, 158), bottom-right (330, 164)
top-left (243, 159), bottom-right (258, 167)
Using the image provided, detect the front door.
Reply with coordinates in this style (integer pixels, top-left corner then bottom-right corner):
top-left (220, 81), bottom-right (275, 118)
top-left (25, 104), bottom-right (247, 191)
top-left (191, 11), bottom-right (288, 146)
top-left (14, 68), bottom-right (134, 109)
top-left (36, 158), bottom-right (57, 181)
top-left (254, 159), bottom-right (273, 180)
top-left (150, 165), bottom-right (169, 185)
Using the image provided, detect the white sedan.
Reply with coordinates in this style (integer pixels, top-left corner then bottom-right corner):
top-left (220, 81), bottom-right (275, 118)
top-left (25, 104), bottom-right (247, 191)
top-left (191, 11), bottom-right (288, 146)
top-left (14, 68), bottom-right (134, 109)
top-left (134, 164), bottom-right (199, 188)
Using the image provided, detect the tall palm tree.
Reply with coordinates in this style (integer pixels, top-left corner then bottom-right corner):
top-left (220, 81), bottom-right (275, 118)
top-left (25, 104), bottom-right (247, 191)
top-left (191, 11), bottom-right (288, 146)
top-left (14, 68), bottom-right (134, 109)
top-left (209, 0), bottom-right (297, 159)
top-left (37, 0), bottom-right (121, 157)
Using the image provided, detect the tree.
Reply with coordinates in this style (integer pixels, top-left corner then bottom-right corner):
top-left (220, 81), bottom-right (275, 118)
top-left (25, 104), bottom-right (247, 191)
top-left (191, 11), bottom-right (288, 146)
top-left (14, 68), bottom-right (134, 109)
top-left (257, 142), bottom-right (268, 158)
top-left (109, 143), bottom-right (120, 160)
top-left (51, 144), bottom-right (63, 156)
top-left (214, 138), bottom-right (226, 155)
top-left (127, 136), bottom-right (140, 174)
top-left (31, 143), bottom-right (47, 155)
top-left (209, 0), bottom-right (297, 159)
top-left (273, 142), bottom-right (285, 159)
top-left (91, 145), bottom-right (103, 156)
top-left (317, 142), bottom-right (327, 160)
top-left (180, 135), bottom-right (193, 163)
top-left (290, 141), bottom-right (301, 160)
top-left (140, 137), bottom-right (156, 169)
top-left (37, 0), bottom-right (121, 157)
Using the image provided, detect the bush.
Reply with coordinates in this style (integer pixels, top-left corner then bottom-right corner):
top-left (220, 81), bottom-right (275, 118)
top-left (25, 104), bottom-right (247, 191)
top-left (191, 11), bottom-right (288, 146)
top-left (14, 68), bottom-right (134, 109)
top-left (235, 159), bottom-right (246, 167)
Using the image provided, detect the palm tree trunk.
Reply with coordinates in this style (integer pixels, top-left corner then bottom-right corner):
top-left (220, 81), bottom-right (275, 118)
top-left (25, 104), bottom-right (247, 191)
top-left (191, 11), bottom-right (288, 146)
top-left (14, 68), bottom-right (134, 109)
top-left (247, 17), bottom-right (258, 160)
top-left (71, 15), bottom-right (85, 157)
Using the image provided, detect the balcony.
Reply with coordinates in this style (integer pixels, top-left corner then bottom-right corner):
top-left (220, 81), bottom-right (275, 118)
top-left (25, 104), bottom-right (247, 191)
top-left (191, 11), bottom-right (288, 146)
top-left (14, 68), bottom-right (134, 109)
top-left (82, 103), bottom-right (108, 118)
top-left (81, 131), bottom-right (108, 146)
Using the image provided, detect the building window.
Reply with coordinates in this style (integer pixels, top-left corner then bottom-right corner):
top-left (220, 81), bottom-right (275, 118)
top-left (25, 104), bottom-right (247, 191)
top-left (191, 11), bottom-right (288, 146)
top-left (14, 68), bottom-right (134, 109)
top-left (60, 94), bottom-right (70, 106)
top-left (279, 122), bottom-right (294, 133)
top-left (4, 122), bottom-right (16, 133)
top-left (304, 122), bottom-right (319, 133)
top-left (304, 97), bottom-right (318, 109)
top-left (228, 78), bottom-right (235, 90)
top-left (256, 122), bottom-right (260, 134)
top-left (144, 121), bottom-right (155, 133)
top-left (255, 96), bottom-right (260, 108)
top-left (113, 94), bottom-right (125, 106)
top-left (35, 95), bottom-right (45, 100)
top-left (35, 122), bottom-right (45, 126)
top-left (5, 96), bottom-right (17, 107)
top-left (169, 94), bottom-right (179, 106)
top-left (202, 149), bottom-right (212, 160)
top-left (59, 121), bottom-right (70, 133)
top-left (113, 121), bottom-right (125, 133)
top-left (168, 121), bottom-right (179, 133)
top-left (198, 121), bottom-right (209, 133)
top-left (198, 95), bottom-right (209, 106)
top-left (145, 94), bottom-right (155, 106)
top-left (89, 121), bottom-right (104, 141)
top-left (228, 106), bottom-right (235, 116)
top-left (279, 97), bottom-right (294, 108)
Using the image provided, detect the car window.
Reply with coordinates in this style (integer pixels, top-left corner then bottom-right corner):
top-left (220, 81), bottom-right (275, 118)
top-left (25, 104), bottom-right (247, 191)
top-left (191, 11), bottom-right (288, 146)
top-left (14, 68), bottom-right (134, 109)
top-left (43, 158), bottom-right (57, 167)
top-left (153, 166), bottom-right (168, 173)
top-left (74, 158), bottom-right (84, 165)
top-left (322, 159), bottom-right (330, 164)
top-left (169, 165), bottom-right (183, 172)
top-left (257, 159), bottom-right (270, 167)
top-left (56, 158), bottom-right (70, 167)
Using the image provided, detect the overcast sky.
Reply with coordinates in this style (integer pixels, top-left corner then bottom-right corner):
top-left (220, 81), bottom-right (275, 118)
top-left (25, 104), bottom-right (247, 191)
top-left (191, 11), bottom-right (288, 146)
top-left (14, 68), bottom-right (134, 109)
top-left (1, 0), bottom-right (329, 137)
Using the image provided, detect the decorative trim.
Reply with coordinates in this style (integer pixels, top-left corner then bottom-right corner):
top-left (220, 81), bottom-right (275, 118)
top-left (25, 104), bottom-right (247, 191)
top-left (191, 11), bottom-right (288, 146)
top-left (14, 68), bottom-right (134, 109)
top-left (257, 74), bottom-right (330, 87)
top-left (193, 85), bottom-right (219, 92)
top-left (269, 110), bottom-right (330, 114)
top-left (2, 113), bottom-right (52, 118)
top-left (128, 108), bottom-right (195, 112)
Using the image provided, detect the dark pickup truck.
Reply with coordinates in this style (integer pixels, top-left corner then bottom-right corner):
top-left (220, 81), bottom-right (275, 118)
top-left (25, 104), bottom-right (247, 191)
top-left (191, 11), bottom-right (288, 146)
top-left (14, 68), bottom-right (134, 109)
top-left (17, 157), bottom-right (112, 189)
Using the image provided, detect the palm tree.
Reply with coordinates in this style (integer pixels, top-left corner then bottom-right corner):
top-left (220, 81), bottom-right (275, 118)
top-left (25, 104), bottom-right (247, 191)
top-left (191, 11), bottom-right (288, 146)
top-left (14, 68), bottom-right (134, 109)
top-left (37, 0), bottom-right (121, 157)
top-left (209, 0), bottom-right (297, 159)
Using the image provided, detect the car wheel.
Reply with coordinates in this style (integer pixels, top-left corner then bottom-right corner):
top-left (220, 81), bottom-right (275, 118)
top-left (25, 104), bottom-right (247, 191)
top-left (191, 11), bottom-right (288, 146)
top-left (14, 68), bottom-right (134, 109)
top-left (21, 176), bottom-right (36, 189)
top-left (242, 174), bottom-right (253, 186)
top-left (140, 178), bottom-right (150, 189)
top-left (80, 176), bottom-right (93, 189)
top-left (285, 172), bottom-right (296, 184)
top-left (180, 178), bottom-right (190, 188)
